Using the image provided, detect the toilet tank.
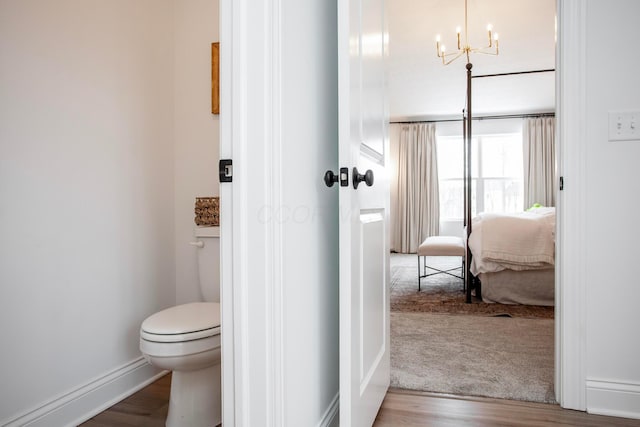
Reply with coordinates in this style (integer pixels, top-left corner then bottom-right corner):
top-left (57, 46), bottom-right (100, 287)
top-left (194, 226), bottom-right (220, 303)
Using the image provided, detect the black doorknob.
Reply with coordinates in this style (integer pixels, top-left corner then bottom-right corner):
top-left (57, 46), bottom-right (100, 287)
top-left (324, 170), bottom-right (339, 187)
top-left (352, 167), bottom-right (374, 189)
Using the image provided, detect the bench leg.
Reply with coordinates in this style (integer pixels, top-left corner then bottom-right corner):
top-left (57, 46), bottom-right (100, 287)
top-left (462, 256), bottom-right (465, 293)
top-left (417, 255), bottom-right (421, 291)
top-left (418, 255), bottom-right (465, 293)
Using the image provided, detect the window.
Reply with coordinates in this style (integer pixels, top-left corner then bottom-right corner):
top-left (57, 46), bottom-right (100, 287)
top-left (437, 133), bottom-right (523, 220)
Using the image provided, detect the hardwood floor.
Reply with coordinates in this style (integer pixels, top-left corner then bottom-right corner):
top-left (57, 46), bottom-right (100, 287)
top-left (79, 374), bottom-right (170, 427)
top-left (374, 389), bottom-right (640, 427)
top-left (81, 374), bottom-right (640, 426)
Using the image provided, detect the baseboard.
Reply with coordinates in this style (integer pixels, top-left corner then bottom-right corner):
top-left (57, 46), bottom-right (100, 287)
top-left (3, 356), bottom-right (167, 427)
top-left (586, 379), bottom-right (640, 420)
top-left (317, 392), bottom-right (339, 427)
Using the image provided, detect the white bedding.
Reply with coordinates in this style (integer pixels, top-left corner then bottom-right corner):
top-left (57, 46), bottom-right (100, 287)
top-left (468, 207), bottom-right (555, 275)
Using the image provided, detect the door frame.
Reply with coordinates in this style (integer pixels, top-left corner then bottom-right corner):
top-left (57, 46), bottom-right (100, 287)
top-left (219, 0), bottom-right (234, 424)
top-left (219, 0), bottom-right (588, 422)
top-left (219, 0), bottom-right (285, 425)
top-left (555, 0), bottom-right (587, 411)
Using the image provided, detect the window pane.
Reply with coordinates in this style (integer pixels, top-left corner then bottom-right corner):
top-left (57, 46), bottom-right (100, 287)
top-left (437, 137), bottom-right (479, 179)
top-left (481, 135), bottom-right (523, 178)
top-left (471, 138), bottom-right (479, 178)
top-left (470, 179), bottom-right (478, 218)
top-left (439, 179), bottom-right (463, 219)
top-left (483, 179), bottom-right (524, 213)
top-left (439, 179), bottom-right (477, 219)
top-left (437, 133), bottom-right (520, 220)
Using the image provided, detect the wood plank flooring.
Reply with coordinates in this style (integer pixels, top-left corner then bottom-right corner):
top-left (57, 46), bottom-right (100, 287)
top-left (374, 389), bottom-right (640, 427)
top-left (79, 374), bottom-right (170, 427)
top-left (81, 374), bottom-right (640, 426)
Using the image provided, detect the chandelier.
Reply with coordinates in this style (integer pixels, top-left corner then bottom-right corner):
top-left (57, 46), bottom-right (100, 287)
top-left (435, 0), bottom-right (499, 65)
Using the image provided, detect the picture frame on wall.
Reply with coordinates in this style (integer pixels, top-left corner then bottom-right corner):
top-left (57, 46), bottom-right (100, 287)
top-left (211, 42), bottom-right (219, 115)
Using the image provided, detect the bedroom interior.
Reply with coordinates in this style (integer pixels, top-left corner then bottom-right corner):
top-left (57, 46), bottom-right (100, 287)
top-left (387, 0), bottom-right (557, 403)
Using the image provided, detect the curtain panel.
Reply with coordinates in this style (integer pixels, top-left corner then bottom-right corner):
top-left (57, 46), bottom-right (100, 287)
top-left (523, 117), bottom-right (556, 208)
top-left (390, 122), bottom-right (440, 253)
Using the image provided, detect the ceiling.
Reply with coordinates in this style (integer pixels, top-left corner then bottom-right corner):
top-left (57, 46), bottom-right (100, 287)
top-left (388, 0), bottom-right (556, 121)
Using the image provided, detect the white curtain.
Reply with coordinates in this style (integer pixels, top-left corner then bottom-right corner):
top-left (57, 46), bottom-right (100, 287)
top-left (392, 123), bottom-right (440, 253)
top-left (523, 117), bottom-right (556, 208)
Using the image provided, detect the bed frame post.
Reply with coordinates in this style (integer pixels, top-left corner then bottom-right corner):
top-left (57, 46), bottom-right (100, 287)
top-left (465, 62), bottom-right (474, 303)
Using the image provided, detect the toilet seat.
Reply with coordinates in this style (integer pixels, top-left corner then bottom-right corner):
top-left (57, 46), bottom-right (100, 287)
top-left (141, 302), bottom-right (220, 343)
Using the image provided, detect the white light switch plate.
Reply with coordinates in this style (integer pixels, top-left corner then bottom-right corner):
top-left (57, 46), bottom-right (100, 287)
top-left (609, 111), bottom-right (639, 141)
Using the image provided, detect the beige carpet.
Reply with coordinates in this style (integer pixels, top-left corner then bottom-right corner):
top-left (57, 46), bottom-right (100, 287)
top-left (391, 312), bottom-right (556, 403)
top-left (390, 253), bottom-right (556, 403)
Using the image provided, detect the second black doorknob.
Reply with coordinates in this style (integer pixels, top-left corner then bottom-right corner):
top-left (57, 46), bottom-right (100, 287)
top-left (352, 167), bottom-right (374, 189)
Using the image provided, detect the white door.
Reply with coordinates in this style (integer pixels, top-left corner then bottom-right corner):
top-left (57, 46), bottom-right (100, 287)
top-left (338, 0), bottom-right (390, 425)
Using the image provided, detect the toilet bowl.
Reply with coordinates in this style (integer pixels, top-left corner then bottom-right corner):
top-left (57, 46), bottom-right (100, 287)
top-left (140, 226), bottom-right (221, 427)
top-left (141, 302), bottom-right (221, 427)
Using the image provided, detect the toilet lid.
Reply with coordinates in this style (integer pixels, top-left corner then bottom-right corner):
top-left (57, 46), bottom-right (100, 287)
top-left (141, 302), bottom-right (220, 342)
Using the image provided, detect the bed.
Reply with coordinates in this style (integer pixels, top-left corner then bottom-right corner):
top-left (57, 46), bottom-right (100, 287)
top-left (467, 207), bottom-right (556, 305)
top-left (459, 60), bottom-right (556, 305)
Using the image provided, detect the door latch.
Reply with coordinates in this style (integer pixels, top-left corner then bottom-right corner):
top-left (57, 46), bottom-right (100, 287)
top-left (219, 159), bottom-right (233, 183)
top-left (323, 167), bottom-right (350, 187)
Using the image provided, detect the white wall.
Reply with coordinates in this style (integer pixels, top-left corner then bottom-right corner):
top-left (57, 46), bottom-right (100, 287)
top-left (0, 1), bottom-right (220, 424)
top-left (583, 0), bottom-right (640, 417)
top-left (173, 0), bottom-right (220, 305)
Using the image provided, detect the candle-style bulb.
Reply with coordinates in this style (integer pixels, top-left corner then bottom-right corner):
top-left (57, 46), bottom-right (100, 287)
top-left (436, 34), bottom-right (441, 42)
top-left (456, 26), bottom-right (461, 34)
top-left (494, 33), bottom-right (499, 41)
top-left (487, 24), bottom-right (494, 47)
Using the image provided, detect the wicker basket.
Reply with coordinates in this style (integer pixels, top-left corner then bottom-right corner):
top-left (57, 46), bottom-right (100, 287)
top-left (194, 197), bottom-right (219, 226)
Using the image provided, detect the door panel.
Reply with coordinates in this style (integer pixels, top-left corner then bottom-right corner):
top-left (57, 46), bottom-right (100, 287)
top-left (360, 211), bottom-right (385, 386)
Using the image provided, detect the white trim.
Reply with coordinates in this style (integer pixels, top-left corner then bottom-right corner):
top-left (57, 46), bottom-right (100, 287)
top-left (2, 358), bottom-right (165, 427)
top-left (222, 0), bottom-right (285, 425)
top-left (337, 0), bottom-right (352, 420)
top-left (267, 0), bottom-right (285, 425)
top-left (586, 379), bottom-right (640, 420)
top-left (317, 393), bottom-right (340, 427)
top-left (219, 0), bottom-right (237, 425)
top-left (555, 0), bottom-right (587, 411)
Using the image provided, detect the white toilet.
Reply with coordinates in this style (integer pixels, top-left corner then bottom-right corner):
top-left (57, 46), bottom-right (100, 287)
top-left (140, 226), bottom-right (221, 427)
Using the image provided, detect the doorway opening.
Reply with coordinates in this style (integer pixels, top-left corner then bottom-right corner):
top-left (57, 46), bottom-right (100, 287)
top-left (387, 0), bottom-right (558, 404)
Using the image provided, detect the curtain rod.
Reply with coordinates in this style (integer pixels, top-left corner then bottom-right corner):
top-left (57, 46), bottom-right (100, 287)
top-left (472, 69), bottom-right (555, 79)
top-left (390, 112), bottom-right (555, 124)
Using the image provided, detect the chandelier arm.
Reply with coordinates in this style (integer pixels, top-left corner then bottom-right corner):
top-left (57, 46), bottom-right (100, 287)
top-left (442, 49), bottom-right (465, 59)
top-left (443, 51), bottom-right (466, 66)
top-left (472, 50), bottom-right (499, 56)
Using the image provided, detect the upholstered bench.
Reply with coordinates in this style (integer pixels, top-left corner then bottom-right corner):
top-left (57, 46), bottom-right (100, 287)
top-left (417, 236), bottom-right (465, 291)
